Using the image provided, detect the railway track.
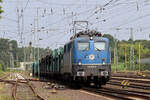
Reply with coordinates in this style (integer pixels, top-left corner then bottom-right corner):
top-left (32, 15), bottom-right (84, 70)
top-left (1, 72), bottom-right (150, 100)
top-left (112, 72), bottom-right (150, 79)
top-left (101, 87), bottom-right (150, 99)
top-left (0, 73), bottom-right (45, 100)
top-left (111, 77), bottom-right (150, 84)
top-left (82, 87), bottom-right (150, 100)
top-left (108, 81), bottom-right (150, 90)
top-left (82, 87), bottom-right (133, 100)
top-left (0, 72), bottom-right (11, 80)
top-left (110, 77), bottom-right (150, 90)
top-left (105, 75), bottom-right (150, 99)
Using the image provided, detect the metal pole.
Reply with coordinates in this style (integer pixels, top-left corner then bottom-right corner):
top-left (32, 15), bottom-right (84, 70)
top-left (21, 8), bottom-right (24, 44)
top-left (29, 42), bottom-right (32, 72)
top-left (130, 28), bottom-right (134, 71)
top-left (17, 8), bottom-right (20, 70)
top-left (17, 8), bottom-right (20, 41)
top-left (9, 43), bottom-right (14, 70)
top-left (138, 43), bottom-right (141, 72)
top-left (115, 29), bottom-right (119, 72)
top-left (33, 18), bottom-right (36, 62)
top-left (38, 42), bottom-right (40, 78)
top-left (21, 9), bottom-right (26, 71)
top-left (23, 43), bottom-right (26, 70)
top-left (37, 8), bottom-right (40, 78)
top-left (114, 48), bottom-right (116, 72)
top-left (125, 46), bottom-right (127, 72)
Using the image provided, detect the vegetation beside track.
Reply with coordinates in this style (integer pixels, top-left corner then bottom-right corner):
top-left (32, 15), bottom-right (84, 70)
top-left (0, 83), bottom-right (13, 100)
top-left (0, 71), bottom-right (5, 77)
top-left (111, 63), bottom-right (150, 72)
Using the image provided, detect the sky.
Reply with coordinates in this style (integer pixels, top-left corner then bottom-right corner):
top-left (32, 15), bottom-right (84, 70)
top-left (0, 0), bottom-right (150, 49)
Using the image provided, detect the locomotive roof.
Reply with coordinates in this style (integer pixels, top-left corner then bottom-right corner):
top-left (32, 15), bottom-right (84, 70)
top-left (69, 30), bottom-right (108, 41)
top-left (70, 30), bottom-right (102, 40)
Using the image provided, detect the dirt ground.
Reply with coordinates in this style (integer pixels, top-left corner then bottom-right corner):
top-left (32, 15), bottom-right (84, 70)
top-left (0, 72), bottom-right (114, 100)
top-left (0, 82), bottom-right (13, 100)
top-left (31, 81), bottom-right (114, 100)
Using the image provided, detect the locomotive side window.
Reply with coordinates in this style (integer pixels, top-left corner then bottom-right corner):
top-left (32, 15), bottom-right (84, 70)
top-left (68, 42), bottom-right (72, 52)
top-left (94, 42), bottom-right (106, 51)
top-left (77, 42), bottom-right (89, 51)
top-left (64, 45), bottom-right (67, 53)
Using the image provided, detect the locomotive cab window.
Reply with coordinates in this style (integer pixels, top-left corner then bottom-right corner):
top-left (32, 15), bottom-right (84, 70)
top-left (77, 42), bottom-right (89, 51)
top-left (94, 42), bottom-right (106, 51)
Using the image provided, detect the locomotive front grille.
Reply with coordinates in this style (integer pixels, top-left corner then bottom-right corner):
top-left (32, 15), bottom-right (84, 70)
top-left (72, 64), bottom-right (111, 77)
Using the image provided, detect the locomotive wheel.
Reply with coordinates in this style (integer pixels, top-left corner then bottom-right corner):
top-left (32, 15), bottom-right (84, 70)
top-left (97, 84), bottom-right (102, 88)
top-left (92, 80), bottom-right (101, 88)
top-left (69, 78), bottom-right (81, 89)
top-left (85, 80), bottom-right (90, 87)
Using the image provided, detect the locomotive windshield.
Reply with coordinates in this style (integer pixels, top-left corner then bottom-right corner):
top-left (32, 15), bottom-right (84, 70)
top-left (77, 42), bottom-right (89, 51)
top-left (94, 42), bottom-right (106, 51)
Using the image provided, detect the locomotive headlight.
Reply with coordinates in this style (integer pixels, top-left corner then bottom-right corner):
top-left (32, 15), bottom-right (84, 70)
top-left (78, 59), bottom-right (82, 65)
top-left (78, 61), bottom-right (82, 65)
top-left (102, 58), bottom-right (105, 64)
top-left (90, 37), bottom-right (93, 40)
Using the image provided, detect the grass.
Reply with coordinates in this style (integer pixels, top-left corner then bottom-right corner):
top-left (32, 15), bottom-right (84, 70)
top-left (0, 70), bottom-right (14, 100)
top-left (0, 83), bottom-right (13, 100)
top-left (0, 70), bottom-right (5, 77)
top-left (111, 63), bottom-right (126, 72)
top-left (111, 62), bottom-right (150, 72)
top-left (0, 96), bottom-right (13, 100)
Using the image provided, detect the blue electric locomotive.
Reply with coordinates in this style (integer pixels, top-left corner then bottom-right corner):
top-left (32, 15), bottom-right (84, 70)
top-left (62, 31), bottom-right (111, 87)
top-left (32, 31), bottom-right (111, 87)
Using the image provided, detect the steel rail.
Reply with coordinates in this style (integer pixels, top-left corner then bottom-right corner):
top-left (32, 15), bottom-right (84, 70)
top-left (108, 81), bottom-right (150, 90)
top-left (82, 87), bottom-right (134, 100)
top-left (111, 77), bottom-right (150, 84)
top-left (0, 73), bottom-right (11, 80)
top-left (0, 73), bottom-right (46, 100)
top-left (21, 74), bottom-right (46, 100)
top-left (112, 75), bottom-right (150, 79)
top-left (27, 82), bottom-right (45, 100)
top-left (12, 83), bottom-right (17, 100)
top-left (101, 87), bottom-right (150, 100)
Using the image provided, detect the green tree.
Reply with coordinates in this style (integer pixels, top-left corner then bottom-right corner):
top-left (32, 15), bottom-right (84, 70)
top-left (0, 0), bottom-right (3, 18)
top-left (0, 38), bottom-right (9, 68)
top-left (103, 34), bottom-right (115, 48)
top-left (0, 60), bottom-right (5, 71)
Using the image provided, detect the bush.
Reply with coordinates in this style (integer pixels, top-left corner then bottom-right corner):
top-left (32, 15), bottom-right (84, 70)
top-left (0, 60), bottom-right (5, 71)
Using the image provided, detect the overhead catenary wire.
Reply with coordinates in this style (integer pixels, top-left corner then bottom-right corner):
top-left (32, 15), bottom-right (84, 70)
top-left (90, 0), bottom-right (150, 22)
top-left (40, 0), bottom-right (119, 30)
top-left (90, 3), bottom-right (137, 26)
top-left (20, 0), bottom-right (131, 33)
top-left (117, 13), bottom-right (150, 27)
top-left (35, 0), bottom-right (109, 6)
top-left (90, 0), bottom-right (150, 29)
top-left (33, 0), bottom-right (118, 25)
top-left (24, 0), bottom-right (30, 11)
top-left (39, 0), bottom-right (134, 30)
top-left (87, 0), bottom-right (139, 23)
top-left (40, 7), bottom-right (97, 29)
top-left (85, 0), bottom-right (118, 20)
top-left (2, 0), bottom-right (150, 48)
